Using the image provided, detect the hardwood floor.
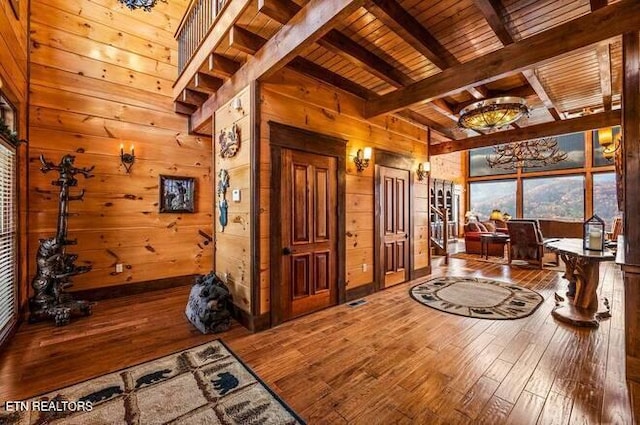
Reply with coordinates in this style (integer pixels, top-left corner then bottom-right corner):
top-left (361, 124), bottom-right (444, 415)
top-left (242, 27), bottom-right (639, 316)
top-left (0, 257), bottom-right (633, 424)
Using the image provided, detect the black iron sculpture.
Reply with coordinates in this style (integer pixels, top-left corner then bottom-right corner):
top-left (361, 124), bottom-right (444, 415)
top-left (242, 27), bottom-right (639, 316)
top-left (29, 154), bottom-right (95, 326)
top-left (185, 272), bottom-right (232, 333)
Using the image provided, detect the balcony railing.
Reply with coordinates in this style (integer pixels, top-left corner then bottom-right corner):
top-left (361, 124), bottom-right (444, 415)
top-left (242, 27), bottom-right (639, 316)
top-left (176, 0), bottom-right (228, 74)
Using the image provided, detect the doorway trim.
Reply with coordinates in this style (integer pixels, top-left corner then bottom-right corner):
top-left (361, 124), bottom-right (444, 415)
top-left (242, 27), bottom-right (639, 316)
top-left (268, 122), bottom-right (347, 326)
top-left (374, 150), bottom-right (415, 291)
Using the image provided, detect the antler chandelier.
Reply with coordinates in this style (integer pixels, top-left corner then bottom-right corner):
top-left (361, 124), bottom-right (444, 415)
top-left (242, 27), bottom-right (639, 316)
top-left (459, 96), bottom-right (529, 131)
top-left (118, 0), bottom-right (165, 11)
top-left (486, 137), bottom-right (568, 170)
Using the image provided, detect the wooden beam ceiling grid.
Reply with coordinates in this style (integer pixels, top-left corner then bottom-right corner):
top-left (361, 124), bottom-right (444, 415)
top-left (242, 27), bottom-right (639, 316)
top-left (190, 0), bottom-right (369, 132)
top-left (365, 1), bottom-right (640, 118)
top-left (501, 0), bottom-right (590, 40)
top-left (534, 46), bottom-right (609, 115)
top-left (395, 0), bottom-right (503, 63)
top-left (301, 45), bottom-right (396, 94)
top-left (332, 8), bottom-right (439, 82)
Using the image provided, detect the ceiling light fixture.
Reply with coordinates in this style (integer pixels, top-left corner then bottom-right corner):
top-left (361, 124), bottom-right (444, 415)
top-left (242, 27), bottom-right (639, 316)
top-left (118, 0), bottom-right (165, 12)
top-left (458, 96), bottom-right (529, 131)
top-left (486, 137), bottom-right (567, 170)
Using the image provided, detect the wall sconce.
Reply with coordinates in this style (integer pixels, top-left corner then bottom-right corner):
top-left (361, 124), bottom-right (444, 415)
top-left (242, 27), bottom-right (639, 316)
top-left (232, 97), bottom-right (242, 112)
top-left (120, 143), bottom-right (135, 173)
top-left (597, 127), bottom-right (620, 161)
top-left (416, 161), bottom-right (430, 181)
top-left (354, 147), bottom-right (372, 172)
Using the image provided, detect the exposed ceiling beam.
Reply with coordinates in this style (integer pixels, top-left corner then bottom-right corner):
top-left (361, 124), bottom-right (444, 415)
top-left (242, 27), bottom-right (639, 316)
top-left (597, 43), bottom-right (613, 111)
top-left (258, 0), bottom-right (301, 24)
top-left (173, 0), bottom-right (251, 99)
top-left (365, 0), bottom-right (457, 70)
top-left (395, 110), bottom-right (458, 140)
top-left (190, 0), bottom-right (366, 132)
top-left (430, 110), bottom-right (620, 155)
top-left (174, 101), bottom-right (197, 115)
top-left (467, 86), bottom-right (490, 100)
top-left (522, 69), bottom-right (563, 120)
top-left (206, 54), bottom-right (241, 79)
top-left (229, 25), bottom-right (268, 55)
top-left (364, 0), bottom-right (640, 118)
top-left (287, 58), bottom-right (456, 140)
top-left (430, 98), bottom-right (461, 123)
top-left (318, 29), bottom-right (413, 88)
top-left (474, 0), bottom-right (514, 45)
top-left (180, 89), bottom-right (209, 107)
top-left (366, 0), bottom-right (489, 103)
top-left (590, 0), bottom-right (608, 11)
top-left (287, 57), bottom-right (376, 100)
top-left (474, 0), bottom-right (563, 120)
top-left (192, 73), bottom-right (223, 94)
top-left (453, 84), bottom-right (537, 114)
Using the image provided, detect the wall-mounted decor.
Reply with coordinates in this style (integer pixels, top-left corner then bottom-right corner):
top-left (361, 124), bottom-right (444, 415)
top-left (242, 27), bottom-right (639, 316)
top-left (159, 175), bottom-right (195, 213)
top-left (30, 154), bottom-right (95, 326)
top-left (217, 169), bottom-right (229, 231)
top-left (9, 0), bottom-right (19, 19)
top-left (218, 124), bottom-right (240, 159)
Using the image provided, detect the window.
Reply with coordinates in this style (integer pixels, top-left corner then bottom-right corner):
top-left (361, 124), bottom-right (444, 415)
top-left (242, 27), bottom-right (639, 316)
top-left (523, 132), bottom-right (585, 172)
top-left (469, 147), bottom-right (513, 177)
top-left (593, 172), bottom-right (619, 230)
top-left (469, 180), bottom-right (517, 221)
top-left (0, 92), bottom-right (17, 342)
top-left (523, 175), bottom-right (584, 220)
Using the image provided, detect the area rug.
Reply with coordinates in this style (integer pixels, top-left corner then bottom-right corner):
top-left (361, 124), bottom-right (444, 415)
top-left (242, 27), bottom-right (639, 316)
top-left (410, 276), bottom-right (544, 320)
top-left (0, 340), bottom-right (305, 425)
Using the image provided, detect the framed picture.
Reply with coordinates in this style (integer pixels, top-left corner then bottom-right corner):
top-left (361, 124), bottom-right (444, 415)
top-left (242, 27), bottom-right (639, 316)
top-left (159, 175), bottom-right (196, 213)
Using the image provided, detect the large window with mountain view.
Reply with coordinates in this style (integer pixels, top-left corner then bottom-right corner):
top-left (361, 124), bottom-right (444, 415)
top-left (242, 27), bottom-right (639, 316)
top-left (593, 172), bottom-right (620, 230)
top-left (522, 175), bottom-right (585, 220)
top-left (467, 128), bottom-right (616, 224)
top-left (469, 180), bottom-right (517, 221)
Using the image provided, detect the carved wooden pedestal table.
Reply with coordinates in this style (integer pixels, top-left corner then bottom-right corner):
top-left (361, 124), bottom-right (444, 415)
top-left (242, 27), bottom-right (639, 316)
top-left (544, 238), bottom-right (615, 327)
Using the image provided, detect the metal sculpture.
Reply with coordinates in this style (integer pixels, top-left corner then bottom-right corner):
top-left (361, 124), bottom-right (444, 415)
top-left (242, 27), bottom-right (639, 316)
top-left (218, 124), bottom-right (240, 159)
top-left (29, 154), bottom-right (95, 326)
top-left (217, 169), bottom-right (229, 231)
top-left (185, 272), bottom-right (232, 333)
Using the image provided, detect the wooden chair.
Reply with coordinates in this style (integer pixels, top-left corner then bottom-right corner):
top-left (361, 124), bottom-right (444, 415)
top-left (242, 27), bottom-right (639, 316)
top-left (506, 219), bottom-right (544, 269)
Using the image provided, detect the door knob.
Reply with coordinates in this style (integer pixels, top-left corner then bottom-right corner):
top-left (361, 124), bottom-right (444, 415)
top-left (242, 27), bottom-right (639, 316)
top-left (283, 247), bottom-right (292, 255)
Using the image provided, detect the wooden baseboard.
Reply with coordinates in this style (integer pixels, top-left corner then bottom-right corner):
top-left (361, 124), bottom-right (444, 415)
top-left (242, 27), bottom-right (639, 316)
top-left (70, 275), bottom-right (196, 302)
top-left (346, 283), bottom-right (375, 301)
top-left (231, 306), bottom-right (271, 332)
top-left (412, 266), bottom-right (431, 280)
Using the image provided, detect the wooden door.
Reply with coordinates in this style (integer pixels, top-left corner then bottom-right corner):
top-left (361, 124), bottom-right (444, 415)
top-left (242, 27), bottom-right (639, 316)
top-left (281, 148), bottom-right (338, 320)
top-left (379, 166), bottom-right (410, 287)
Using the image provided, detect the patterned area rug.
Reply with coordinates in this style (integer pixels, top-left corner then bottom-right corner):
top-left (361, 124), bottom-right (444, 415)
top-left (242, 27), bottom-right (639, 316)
top-left (0, 340), bottom-right (305, 425)
top-left (410, 276), bottom-right (544, 320)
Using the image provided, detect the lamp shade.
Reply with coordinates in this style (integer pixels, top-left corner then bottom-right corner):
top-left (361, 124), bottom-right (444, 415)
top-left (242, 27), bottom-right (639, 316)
top-left (489, 209), bottom-right (503, 220)
top-left (598, 127), bottom-right (613, 146)
top-left (459, 97), bottom-right (528, 131)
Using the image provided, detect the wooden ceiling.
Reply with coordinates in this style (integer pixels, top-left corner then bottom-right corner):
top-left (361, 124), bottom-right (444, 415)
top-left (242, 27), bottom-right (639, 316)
top-left (174, 0), bottom-right (634, 153)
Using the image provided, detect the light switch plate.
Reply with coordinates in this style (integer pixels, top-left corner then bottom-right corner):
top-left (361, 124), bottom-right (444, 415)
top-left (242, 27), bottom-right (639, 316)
top-left (232, 189), bottom-right (241, 202)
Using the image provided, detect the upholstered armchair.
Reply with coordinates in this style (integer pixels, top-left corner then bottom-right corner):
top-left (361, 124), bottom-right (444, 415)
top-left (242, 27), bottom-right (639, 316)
top-left (463, 222), bottom-right (505, 256)
top-left (506, 219), bottom-right (544, 268)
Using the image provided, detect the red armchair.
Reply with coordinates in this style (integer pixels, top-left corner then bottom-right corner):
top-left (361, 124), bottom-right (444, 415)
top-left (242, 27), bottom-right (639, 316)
top-left (464, 222), bottom-right (507, 256)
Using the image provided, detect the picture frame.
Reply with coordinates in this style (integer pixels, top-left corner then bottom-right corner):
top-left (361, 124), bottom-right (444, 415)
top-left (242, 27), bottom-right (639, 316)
top-left (159, 175), bottom-right (196, 213)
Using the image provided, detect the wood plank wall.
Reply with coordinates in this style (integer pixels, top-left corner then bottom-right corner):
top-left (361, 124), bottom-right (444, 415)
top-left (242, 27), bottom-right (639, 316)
top-left (259, 68), bottom-right (429, 315)
top-left (27, 0), bottom-right (213, 293)
top-left (213, 86), bottom-right (252, 313)
top-left (0, 0), bottom-right (29, 311)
